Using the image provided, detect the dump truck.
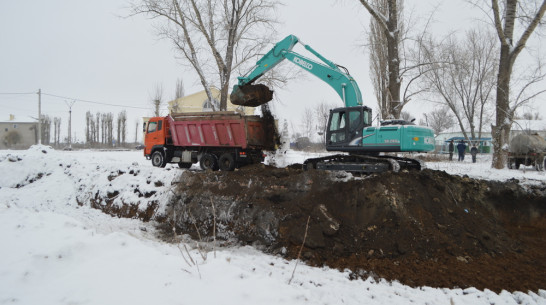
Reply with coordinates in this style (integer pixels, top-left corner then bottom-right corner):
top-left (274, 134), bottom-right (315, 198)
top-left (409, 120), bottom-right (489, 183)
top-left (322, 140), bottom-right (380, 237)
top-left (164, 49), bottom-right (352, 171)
top-left (144, 112), bottom-right (276, 171)
top-left (507, 133), bottom-right (546, 171)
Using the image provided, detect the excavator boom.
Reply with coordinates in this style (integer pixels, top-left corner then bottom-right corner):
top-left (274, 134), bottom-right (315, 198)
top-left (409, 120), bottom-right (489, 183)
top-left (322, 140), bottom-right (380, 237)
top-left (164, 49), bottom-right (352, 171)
top-left (230, 35), bottom-right (363, 107)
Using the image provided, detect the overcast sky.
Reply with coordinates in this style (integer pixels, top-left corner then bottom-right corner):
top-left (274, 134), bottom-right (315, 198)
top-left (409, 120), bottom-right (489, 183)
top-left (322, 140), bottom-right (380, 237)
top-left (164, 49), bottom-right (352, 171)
top-left (1, 0), bottom-right (544, 143)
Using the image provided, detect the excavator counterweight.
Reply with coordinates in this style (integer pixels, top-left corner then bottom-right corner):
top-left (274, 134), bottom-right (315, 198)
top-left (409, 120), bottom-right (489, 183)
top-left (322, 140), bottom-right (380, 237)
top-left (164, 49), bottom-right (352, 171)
top-left (230, 84), bottom-right (274, 107)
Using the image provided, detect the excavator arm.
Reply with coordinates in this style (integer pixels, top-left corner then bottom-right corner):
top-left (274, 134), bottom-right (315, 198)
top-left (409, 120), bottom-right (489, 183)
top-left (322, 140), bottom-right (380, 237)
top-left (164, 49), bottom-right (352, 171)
top-left (230, 35), bottom-right (363, 108)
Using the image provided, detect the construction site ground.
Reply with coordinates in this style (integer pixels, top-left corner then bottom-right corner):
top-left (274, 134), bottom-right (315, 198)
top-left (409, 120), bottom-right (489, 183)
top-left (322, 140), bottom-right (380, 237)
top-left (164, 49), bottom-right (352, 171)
top-left (161, 163), bottom-right (546, 293)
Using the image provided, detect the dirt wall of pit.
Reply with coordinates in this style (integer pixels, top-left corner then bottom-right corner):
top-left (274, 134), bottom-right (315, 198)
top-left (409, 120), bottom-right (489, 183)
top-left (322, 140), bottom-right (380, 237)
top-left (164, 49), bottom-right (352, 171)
top-left (159, 165), bottom-right (545, 293)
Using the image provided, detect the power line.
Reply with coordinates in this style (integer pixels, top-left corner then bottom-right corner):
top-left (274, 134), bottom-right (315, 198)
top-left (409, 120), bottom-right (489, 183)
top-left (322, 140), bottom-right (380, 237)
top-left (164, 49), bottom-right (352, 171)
top-left (42, 93), bottom-right (150, 109)
top-left (0, 92), bottom-right (36, 95)
top-left (0, 91), bottom-right (151, 110)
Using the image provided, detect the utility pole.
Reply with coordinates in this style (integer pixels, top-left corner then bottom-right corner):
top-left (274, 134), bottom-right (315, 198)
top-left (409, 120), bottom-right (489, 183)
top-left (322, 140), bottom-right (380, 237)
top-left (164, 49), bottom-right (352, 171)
top-left (37, 89), bottom-right (42, 145)
top-left (66, 100), bottom-right (75, 149)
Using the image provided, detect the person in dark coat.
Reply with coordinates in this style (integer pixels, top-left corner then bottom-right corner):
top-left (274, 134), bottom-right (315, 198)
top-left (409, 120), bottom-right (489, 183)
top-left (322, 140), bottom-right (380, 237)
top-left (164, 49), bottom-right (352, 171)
top-left (470, 144), bottom-right (478, 163)
top-left (448, 140), bottom-right (454, 161)
top-left (457, 140), bottom-right (467, 161)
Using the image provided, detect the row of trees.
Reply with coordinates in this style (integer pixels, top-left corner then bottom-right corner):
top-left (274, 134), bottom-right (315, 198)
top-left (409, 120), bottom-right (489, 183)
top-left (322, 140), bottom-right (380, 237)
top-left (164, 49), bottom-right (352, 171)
top-left (85, 110), bottom-right (130, 147)
top-left (37, 115), bottom-right (61, 146)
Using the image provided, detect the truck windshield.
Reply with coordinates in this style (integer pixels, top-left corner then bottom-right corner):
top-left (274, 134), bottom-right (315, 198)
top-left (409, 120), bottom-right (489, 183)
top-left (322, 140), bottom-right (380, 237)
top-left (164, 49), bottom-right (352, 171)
top-left (147, 121), bottom-right (157, 133)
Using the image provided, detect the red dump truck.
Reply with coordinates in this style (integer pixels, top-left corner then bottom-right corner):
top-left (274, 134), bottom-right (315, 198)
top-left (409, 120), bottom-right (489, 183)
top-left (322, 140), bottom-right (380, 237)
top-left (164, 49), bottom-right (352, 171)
top-left (144, 112), bottom-right (276, 171)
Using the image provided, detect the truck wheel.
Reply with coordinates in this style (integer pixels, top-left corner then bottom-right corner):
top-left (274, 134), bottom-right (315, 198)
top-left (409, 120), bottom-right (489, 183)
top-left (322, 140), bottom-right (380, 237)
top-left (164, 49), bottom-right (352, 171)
top-left (515, 160), bottom-right (521, 170)
top-left (200, 154), bottom-right (219, 171)
top-left (507, 159), bottom-right (513, 169)
top-left (178, 162), bottom-right (192, 169)
top-left (219, 153), bottom-right (236, 171)
top-left (151, 151), bottom-right (167, 168)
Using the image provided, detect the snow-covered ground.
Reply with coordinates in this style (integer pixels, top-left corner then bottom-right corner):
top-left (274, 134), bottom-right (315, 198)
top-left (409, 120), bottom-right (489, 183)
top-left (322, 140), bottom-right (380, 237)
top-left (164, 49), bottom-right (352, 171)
top-left (1, 146), bottom-right (545, 305)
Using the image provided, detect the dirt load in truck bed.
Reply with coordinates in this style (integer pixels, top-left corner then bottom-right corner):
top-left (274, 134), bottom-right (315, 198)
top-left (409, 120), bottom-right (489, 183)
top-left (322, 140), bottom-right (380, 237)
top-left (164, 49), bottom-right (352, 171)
top-left (162, 165), bottom-right (546, 293)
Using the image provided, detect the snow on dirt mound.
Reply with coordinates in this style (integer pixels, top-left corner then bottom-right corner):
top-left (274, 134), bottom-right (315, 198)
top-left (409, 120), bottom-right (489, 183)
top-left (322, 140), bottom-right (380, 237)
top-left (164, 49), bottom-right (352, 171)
top-left (165, 163), bottom-right (546, 293)
top-left (0, 145), bottom-right (177, 217)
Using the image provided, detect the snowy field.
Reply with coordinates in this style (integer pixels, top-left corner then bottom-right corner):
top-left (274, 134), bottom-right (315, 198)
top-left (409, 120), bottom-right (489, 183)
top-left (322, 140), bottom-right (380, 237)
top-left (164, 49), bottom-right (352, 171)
top-left (1, 146), bottom-right (545, 305)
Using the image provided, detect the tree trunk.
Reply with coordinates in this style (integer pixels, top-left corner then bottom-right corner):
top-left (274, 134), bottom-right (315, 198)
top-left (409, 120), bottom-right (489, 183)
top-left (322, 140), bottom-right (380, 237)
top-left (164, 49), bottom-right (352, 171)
top-left (386, 0), bottom-right (401, 119)
top-left (492, 41), bottom-right (513, 168)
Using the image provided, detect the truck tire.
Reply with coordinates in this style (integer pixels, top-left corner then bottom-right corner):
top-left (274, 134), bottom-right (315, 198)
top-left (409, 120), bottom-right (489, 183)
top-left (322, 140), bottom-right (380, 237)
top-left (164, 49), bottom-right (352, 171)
top-left (178, 162), bottom-right (192, 169)
top-left (507, 158), bottom-right (513, 169)
top-left (200, 153), bottom-right (219, 171)
top-left (152, 151), bottom-right (167, 168)
top-left (219, 153), bottom-right (236, 171)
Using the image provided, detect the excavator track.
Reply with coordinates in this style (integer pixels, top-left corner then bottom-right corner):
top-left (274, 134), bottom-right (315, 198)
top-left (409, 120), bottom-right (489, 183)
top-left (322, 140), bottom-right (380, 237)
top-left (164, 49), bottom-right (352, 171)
top-left (303, 154), bottom-right (423, 174)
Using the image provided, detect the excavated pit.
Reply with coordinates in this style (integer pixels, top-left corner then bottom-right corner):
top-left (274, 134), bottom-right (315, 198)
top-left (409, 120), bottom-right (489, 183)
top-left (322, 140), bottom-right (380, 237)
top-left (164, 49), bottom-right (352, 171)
top-left (160, 165), bottom-right (546, 293)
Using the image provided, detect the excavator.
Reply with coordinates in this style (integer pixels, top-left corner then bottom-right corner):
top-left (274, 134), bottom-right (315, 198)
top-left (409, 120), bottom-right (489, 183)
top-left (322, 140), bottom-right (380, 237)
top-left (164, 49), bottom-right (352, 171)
top-left (230, 35), bottom-right (435, 173)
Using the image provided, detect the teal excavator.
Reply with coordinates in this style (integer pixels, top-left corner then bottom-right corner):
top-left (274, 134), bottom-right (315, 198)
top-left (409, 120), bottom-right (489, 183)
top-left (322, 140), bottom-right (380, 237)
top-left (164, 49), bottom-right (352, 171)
top-left (230, 35), bottom-right (435, 173)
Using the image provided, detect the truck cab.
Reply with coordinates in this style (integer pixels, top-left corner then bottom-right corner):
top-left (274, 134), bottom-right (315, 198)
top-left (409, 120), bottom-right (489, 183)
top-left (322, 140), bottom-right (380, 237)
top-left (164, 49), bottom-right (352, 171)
top-left (144, 117), bottom-right (168, 157)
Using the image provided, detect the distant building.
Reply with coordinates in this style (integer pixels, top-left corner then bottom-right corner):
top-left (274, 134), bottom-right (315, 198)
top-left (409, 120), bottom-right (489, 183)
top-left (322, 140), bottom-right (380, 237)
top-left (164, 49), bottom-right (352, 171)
top-left (434, 119), bottom-right (546, 154)
top-left (0, 115), bottom-right (38, 149)
top-left (168, 87), bottom-right (254, 115)
top-left (435, 131), bottom-right (493, 154)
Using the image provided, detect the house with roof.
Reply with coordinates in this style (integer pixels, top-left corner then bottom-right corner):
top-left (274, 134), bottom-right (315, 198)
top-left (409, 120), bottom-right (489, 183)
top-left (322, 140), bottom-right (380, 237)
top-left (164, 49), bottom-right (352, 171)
top-left (1, 115), bottom-right (38, 149)
top-left (168, 87), bottom-right (254, 115)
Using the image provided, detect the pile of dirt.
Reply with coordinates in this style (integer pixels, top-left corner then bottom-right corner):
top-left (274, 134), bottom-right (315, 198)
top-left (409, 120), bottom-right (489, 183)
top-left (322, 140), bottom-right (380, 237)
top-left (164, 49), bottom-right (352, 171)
top-left (163, 165), bottom-right (546, 293)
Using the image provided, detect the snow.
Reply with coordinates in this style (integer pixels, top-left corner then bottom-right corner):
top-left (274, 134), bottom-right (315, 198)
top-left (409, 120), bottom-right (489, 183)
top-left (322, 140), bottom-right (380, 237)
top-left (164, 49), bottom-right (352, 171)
top-left (425, 154), bottom-right (546, 184)
top-left (1, 146), bottom-right (545, 305)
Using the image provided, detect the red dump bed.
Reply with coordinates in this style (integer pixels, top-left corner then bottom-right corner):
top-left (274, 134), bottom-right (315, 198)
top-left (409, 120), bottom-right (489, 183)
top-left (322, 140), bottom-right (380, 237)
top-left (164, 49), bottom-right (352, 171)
top-left (168, 112), bottom-right (271, 149)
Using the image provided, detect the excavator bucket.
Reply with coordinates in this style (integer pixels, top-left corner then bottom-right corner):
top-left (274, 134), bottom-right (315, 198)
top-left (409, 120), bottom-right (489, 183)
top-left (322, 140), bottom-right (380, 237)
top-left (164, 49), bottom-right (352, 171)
top-left (230, 84), bottom-right (274, 107)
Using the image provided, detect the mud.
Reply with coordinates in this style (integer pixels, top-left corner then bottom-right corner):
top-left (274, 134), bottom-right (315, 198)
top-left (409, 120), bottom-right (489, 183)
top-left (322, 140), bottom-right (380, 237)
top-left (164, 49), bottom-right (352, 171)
top-left (230, 84), bottom-right (274, 107)
top-left (163, 165), bottom-right (546, 293)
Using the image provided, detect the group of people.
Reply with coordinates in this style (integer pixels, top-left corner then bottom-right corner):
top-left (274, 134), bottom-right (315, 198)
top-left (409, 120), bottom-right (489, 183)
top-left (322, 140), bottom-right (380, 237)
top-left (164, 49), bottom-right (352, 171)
top-left (448, 140), bottom-right (479, 163)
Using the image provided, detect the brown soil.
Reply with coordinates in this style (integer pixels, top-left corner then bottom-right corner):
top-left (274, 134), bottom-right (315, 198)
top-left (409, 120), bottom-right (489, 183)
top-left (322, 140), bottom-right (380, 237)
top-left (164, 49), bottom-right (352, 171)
top-left (164, 164), bottom-right (546, 293)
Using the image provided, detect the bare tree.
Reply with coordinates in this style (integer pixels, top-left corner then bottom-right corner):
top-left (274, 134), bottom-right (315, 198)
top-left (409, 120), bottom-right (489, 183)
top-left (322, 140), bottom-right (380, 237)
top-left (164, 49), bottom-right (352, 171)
top-left (171, 78), bottom-right (185, 113)
top-left (135, 119), bottom-right (140, 144)
top-left (40, 115), bottom-right (51, 145)
top-left (174, 78), bottom-right (185, 100)
top-left (85, 111), bottom-right (91, 145)
top-left (366, 0), bottom-right (402, 119)
top-left (301, 107), bottom-right (315, 140)
top-left (53, 117), bottom-right (61, 147)
top-left (422, 30), bottom-right (498, 143)
top-left (314, 101), bottom-right (337, 139)
top-left (132, 0), bottom-right (280, 111)
top-left (95, 113), bottom-right (100, 144)
top-left (364, 0), bottom-right (436, 120)
top-left (423, 107), bottom-right (455, 135)
top-left (117, 110), bottom-right (127, 146)
top-left (471, 0), bottom-right (546, 168)
top-left (524, 111), bottom-right (542, 120)
top-left (360, 0), bottom-right (404, 119)
top-left (151, 83), bottom-right (163, 117)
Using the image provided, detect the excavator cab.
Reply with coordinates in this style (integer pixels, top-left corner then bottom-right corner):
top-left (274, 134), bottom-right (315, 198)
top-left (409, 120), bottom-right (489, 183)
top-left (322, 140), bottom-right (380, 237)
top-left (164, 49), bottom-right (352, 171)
top-left (326, 106), bottom-right (372, 151)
